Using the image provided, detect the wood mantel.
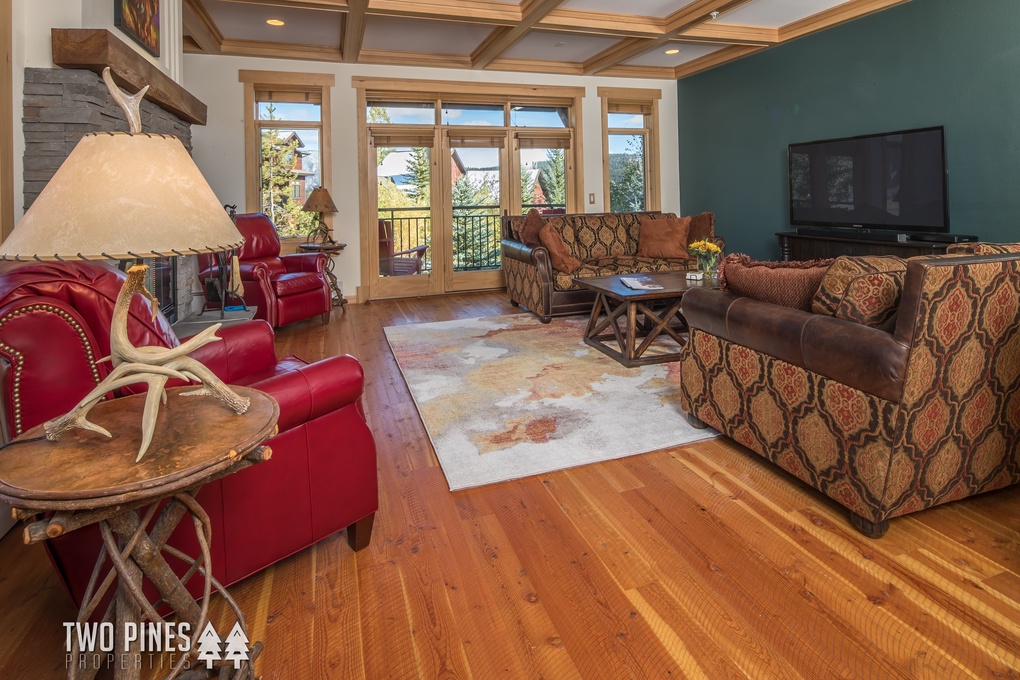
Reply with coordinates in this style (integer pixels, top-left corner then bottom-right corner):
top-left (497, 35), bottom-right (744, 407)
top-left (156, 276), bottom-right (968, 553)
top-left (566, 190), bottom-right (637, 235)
top-left (51, 28), bottom-right (207, 125)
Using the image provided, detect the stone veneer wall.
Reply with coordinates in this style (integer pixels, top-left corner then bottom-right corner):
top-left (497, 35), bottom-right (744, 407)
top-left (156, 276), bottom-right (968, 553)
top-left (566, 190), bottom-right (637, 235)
top-left (22, 67), bottom-right (200, 318)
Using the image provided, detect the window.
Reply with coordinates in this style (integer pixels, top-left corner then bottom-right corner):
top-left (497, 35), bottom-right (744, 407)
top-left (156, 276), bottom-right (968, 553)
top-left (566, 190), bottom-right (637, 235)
top-left (240, 71), bottom-right (334, 238)
top-left (599, 87), bottom-right (661, 213)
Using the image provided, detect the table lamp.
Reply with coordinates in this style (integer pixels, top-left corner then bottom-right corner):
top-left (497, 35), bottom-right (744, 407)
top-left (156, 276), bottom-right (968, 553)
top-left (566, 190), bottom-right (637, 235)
top-left (302, 186), bottom-right (338, 244)
top-left (0, 68), bottom-right (249, 462)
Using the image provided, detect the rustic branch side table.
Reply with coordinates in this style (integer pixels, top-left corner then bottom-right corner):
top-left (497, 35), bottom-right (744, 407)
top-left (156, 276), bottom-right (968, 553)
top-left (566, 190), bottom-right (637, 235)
top-left (298, 241), bottom-right (348, 310)
top-left (0, 386), bottom-right (279, 680)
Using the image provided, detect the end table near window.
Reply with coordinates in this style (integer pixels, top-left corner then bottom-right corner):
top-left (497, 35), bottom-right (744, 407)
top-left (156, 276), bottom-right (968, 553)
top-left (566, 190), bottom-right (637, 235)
top-left (0, 386), bottom-right (279, 680)
top-left (298, 242), bottom-right (348, 310)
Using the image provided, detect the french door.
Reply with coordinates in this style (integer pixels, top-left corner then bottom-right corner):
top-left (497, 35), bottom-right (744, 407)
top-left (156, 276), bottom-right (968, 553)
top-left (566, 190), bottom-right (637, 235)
top-left (368, 127), bottom-right (511, 299)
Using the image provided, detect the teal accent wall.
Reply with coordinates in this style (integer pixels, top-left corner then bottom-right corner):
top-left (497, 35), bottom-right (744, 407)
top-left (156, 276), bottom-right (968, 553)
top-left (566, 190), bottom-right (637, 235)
top-left (677, 0), bottom-right (1020, 259)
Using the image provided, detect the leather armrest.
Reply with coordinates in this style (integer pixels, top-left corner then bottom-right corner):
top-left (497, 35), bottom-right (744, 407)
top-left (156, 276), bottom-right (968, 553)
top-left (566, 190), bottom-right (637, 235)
top-left (184, 320), bottom-right (278, 384)
top-left (237, 262), bottom-right (270, 280)
top-left (281, 252), bottom-right (325, 273)
top-left (682, 288), bottom-right (908, 402)
top-left (243, 353), bottom-right (365, 431)
top-left (501, 239), bottom-right (547, 267)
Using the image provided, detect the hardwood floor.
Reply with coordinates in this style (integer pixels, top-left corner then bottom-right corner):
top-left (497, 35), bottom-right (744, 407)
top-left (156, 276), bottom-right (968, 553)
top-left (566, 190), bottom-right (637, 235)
top-left (1, 291), bottom-right (1018, 679)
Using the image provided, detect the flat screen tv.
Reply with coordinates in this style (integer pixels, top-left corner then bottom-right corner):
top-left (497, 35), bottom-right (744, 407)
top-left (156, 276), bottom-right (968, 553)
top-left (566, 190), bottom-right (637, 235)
top-left (788, 126), bottom-right (949, 233)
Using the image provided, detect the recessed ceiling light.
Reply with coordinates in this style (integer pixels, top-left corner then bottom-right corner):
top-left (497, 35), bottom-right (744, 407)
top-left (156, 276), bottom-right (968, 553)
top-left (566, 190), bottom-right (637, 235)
top-left (553, 41), bottom-right (566, 47)
top-left (665, 48), bottom-right (680, 55)
top-left (266, 18), bottom-right (285, 26)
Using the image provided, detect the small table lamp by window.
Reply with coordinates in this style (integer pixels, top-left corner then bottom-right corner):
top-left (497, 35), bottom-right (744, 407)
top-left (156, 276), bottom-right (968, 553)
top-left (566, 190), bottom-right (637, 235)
top-left (0, 68), bottom-right (248, 462)
top-left (302, 186), bottom-right (338, 245)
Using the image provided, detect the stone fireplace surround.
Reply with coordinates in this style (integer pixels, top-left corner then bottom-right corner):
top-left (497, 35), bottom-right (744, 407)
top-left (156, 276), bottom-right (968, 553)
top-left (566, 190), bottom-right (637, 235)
top-left (21, 66), bottom-right (202, 321)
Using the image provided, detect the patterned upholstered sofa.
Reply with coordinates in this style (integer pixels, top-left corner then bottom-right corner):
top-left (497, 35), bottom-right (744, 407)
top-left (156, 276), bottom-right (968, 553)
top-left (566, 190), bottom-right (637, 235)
top-left (501, 211), bottom-right (718, 323)
top-left (678, 250), bottom-right (1020, 538)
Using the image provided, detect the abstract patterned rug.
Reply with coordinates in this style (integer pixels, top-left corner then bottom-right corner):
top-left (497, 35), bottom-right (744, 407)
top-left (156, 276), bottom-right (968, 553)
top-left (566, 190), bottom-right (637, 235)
top-left (384, 314), bottom-right (717, 490)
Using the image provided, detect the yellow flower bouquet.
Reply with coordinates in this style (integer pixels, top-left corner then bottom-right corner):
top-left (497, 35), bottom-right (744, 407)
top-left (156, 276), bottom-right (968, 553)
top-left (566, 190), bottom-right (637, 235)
top-left (688, 239), bottom-right (722, 276)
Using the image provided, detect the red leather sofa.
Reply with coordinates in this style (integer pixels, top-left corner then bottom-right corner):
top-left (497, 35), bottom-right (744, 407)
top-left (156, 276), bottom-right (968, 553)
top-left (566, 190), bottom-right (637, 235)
top-left (0, 261), bottom-right (377, 607)
top-left (199, 212), bottom-right (332, 328)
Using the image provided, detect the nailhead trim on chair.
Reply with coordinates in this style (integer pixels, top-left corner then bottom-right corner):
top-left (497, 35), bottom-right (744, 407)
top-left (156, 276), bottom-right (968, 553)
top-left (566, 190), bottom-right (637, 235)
top-left (0, 304), bottom-right (102, 436)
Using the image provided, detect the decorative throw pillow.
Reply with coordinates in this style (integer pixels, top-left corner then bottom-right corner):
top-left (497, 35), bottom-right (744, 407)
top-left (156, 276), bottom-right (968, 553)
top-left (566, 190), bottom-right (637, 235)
top-left (538, 223), bottom-right (581, 274)
top-left (720, 254), bottom-right (835, 311)
top-left (687, 212), bottom-right (715, 245)
top-left (946, 242), bottom-right (1020, 255)
top-left (518, 208), bottom-right (546, 247)
top-left (637, 216), bottom-right (691, 259)
top-left (811, 255), bottom-right (907, 317)
top-left (831, 271), bottom-right (905, 328)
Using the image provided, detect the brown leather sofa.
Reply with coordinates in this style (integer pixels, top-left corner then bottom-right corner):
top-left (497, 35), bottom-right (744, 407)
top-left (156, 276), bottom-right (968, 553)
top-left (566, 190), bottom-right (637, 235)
top-left (501, 211), bottom-right (718, 323)
top-left (678, 252), bottom-right (1020, 537)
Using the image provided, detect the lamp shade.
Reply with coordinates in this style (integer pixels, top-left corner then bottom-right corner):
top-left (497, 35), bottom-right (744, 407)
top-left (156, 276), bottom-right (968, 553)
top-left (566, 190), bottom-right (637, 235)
top-left (302, 186), bottom-right (338, 214)
top-left (0, 132), bottom-right (243, 261)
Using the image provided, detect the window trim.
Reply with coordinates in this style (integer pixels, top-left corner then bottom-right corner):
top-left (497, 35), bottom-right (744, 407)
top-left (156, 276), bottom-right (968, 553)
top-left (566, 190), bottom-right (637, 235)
top-left (598, 86), bottom-right (661, 213)
top-left (240, 70), bottom-right (334, 245)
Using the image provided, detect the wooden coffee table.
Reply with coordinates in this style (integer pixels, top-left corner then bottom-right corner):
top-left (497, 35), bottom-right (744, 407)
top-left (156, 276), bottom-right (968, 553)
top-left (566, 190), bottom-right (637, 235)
top-left (572, 271), bottom-right (719, 367)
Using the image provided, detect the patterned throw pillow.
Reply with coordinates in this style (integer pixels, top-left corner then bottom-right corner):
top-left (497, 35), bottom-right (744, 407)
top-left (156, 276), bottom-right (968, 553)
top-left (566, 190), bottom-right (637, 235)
top-left (538, 223), bottom-right (581, 274)
top-left (720, 254), bottom-right (834, 311)
top-left (832, 271), bottom-right (905, 328)
top-left (946, 242), bottom-right (1020, 255)
top-left (811, 256), bottom-right (907, 327)
top-left (518, 208), bottom-right (546, 247)
top-left (637, 216), bottom-right (691, 258)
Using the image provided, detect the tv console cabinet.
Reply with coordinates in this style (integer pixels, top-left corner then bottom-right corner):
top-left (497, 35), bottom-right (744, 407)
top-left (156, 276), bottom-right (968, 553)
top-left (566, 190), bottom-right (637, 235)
top-left (777, 231), bottom-right (952, 261)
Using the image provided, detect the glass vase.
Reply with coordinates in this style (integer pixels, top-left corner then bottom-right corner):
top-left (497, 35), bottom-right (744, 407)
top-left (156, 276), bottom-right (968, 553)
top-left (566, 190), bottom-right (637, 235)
top-left (696, 252), bottom-right (719, 277)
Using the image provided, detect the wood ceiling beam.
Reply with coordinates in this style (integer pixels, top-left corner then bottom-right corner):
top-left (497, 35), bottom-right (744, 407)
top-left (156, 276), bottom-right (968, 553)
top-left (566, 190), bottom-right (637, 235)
top-left (367, 0), bottom-right (520, 25)
top-left (470, 0), bottom-right (565, 70)
top-left (538, 9), bottom-right (663, 38)
top-left (216, 0), bottom-right (345, 10)
top-left (779, 0), bottom-right (911, 42)
top-left (342, 0), bottom-right (368, 62)
top-left (598, 64), bottom-right (676, 79)
top-left (673, 43), bottom-right (764, 79)
top-left (219, 38), bottom-right (342, 62)
top-left (359, 48), bottom-right (472, 70)
top-left (182, 0), bottom-right (223, 55)
top-left (680, 22), bottom-right (778, 46)
top-left (582, 0), bottom-right (756, 74)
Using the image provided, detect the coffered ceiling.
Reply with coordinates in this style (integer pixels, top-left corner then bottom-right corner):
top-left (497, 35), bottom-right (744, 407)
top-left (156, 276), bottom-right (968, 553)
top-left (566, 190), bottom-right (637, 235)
top-left (182, 0), bottom-right (910, 79)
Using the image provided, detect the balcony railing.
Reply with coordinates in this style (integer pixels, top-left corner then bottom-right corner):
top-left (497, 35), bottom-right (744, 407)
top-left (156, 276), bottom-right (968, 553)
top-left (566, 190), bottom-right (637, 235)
top-left (378, 203), bottom-right (566, 275)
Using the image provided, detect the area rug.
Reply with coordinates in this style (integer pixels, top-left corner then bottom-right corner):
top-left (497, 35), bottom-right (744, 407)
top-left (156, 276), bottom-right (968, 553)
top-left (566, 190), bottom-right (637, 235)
top-left (384, 314), bottom-right (717, 490)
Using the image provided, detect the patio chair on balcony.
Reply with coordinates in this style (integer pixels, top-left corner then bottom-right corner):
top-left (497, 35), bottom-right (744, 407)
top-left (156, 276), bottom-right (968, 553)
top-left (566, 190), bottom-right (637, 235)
top-left (379, 219), bottom-right (428, 276)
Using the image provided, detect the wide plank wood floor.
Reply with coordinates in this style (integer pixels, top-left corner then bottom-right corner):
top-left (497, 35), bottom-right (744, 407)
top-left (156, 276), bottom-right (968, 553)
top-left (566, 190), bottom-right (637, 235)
top-left (1, 291), bottom-right (1018, 679)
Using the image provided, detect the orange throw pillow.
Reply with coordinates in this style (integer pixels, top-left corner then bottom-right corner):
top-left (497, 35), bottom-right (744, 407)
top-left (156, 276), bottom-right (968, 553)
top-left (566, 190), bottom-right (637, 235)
top-left (538, 223), bottom-right (581, 274)
top-left (637, 216), bottom-right (691, 259)
top-left (518, 208), bottom-right (545, 247)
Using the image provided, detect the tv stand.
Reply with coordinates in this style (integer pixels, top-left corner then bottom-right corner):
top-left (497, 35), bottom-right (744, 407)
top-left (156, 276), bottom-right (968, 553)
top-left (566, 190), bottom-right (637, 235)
top-left (777, 230), bottom-right (962, 261)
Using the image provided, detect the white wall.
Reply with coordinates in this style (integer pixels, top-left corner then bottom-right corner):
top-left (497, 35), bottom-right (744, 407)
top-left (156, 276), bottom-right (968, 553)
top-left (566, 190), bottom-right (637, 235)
top-left (11, 0), bottom-right (182, 219)
top-left (183, 54), bottom-right (681, 294)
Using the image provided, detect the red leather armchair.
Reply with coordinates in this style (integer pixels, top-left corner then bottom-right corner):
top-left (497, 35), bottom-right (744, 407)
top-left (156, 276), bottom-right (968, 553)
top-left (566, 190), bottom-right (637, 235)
top-left (200, 212), bottom-right (332, 327)
top-left (0, 261), bottom-right (377, 608)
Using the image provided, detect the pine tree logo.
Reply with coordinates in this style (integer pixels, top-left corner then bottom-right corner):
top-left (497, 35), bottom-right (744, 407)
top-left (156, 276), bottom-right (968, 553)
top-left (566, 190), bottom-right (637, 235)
top-left (195, 624), bottom-right (222, 670)
top-left (223, 622), bottom-right (251, 669)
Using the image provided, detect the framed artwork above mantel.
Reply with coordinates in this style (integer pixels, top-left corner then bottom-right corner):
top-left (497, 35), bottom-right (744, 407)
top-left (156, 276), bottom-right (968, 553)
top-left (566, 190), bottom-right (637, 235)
top-left (114, 0), bottom-right (159, 57)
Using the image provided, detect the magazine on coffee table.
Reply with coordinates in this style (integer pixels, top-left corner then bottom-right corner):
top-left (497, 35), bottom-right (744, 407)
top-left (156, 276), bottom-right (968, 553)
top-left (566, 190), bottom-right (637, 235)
top-left (620, 275), bottom-right (664, 290)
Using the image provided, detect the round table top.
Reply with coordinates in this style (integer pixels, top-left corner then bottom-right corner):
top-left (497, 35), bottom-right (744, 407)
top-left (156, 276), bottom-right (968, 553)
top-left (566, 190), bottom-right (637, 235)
top-left (298, 242), bottom-right (347, 253)
top-left (0, 386), bottom-right (278, 509)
